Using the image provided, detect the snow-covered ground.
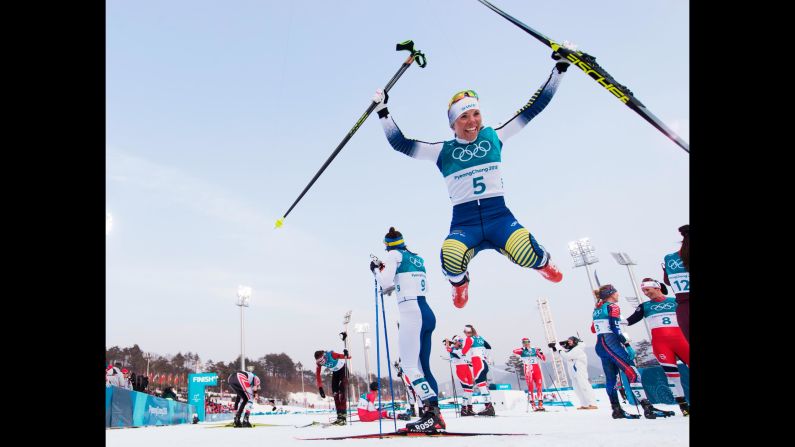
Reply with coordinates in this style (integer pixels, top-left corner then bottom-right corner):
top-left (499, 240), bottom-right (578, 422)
top-left (106, 403), bottom-right (688, 446)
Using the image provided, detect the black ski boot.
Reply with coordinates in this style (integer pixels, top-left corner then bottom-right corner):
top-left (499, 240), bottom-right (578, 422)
top-left (676, 396), bottom-right (690, 416)
top-left (242, 413), bottom-right (252, 427)
top-left (404, 405), bottom-right (446, 433)
top-left (640, 399), bottom-right (657, 419)
top-left (330, 412), bottom-right (347, 426)
top-left (233, 415), bottom-right (243, 427)
top-left (476, 402), bottom-right (496, 416)
top-left (460, 404), bottom-right (474, 416)
top-left (640, 399), bottom-right (675, 419)
top-left (396, 412), bottom-right (411, 421)
top-left (611, 403), bottom-right (640, 419)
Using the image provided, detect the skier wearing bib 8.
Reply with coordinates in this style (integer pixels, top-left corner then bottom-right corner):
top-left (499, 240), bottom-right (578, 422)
top-left (627, 278), bottom-right (690, 416)
top-left (373, 53), bottom-right (570, 309)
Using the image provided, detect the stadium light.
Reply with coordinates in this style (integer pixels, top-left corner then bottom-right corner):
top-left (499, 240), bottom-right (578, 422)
top-left (568, 237), bottom-right (599, 303)
top-left (236, 286), bottom-right (252, 370)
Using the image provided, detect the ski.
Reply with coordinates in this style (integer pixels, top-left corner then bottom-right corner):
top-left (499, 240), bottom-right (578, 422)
top-left (296, 431), bottom-right (531, 440)
top-left (652, 409), bottom-right (676, 418)
top-left (207, 423), bottom-right (289, 428)
top-left (475, 0), bottom-right (689, 153)
top-left (616, 413), bottom-right (642, 420)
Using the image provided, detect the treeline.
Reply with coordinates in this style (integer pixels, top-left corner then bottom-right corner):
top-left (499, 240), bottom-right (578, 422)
top-left (106, 345), bottom-right (377, 401)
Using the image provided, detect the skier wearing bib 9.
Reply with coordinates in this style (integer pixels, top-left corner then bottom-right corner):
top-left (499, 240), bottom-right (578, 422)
top-left (370, 227), bottom-right (445, 433)
top-left (373, 53), bottom-right (570, 309)
top-left (314, 349), bottom-right (351, 425)
top-left (591, 284), bottom-right (674, 419)
top-left (626, 278), bottom-right (690, 416)
top-left (512, 338), bottom-right (546, 411)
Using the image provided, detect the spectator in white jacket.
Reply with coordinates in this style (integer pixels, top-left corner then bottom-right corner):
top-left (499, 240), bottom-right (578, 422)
top-left (106, 362), bottom-right (125, 388)
top-left (548, 337), bottom-right (598, 409)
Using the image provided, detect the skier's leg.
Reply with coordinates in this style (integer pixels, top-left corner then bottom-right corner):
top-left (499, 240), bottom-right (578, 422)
top-left (456, 364), bottom-right (474, 407)
top-left (532, 365), bottom-right (544, 405)
top-left (440, 225), bottom-right (483, 308)
top-left (676, 299), bottom-right (690, 342)
top-left (397, 301), bottom-right (436, 403)
top-left (487, 213), bottom-right (561, 282)
top-left (653, 337), bottom-right (685, 398)
top-left (416, 297), bottom-right (439, 401)
top-left (473, 358), bottom-right (491, 403)
top-left (595, 339), bottom-right (621, 406)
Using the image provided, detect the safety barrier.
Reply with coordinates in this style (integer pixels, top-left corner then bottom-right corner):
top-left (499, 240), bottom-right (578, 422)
top-left (106, 386), bottom-right (197, 428)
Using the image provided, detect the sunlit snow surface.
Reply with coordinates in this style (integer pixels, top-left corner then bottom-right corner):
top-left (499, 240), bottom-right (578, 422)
top-left (107, 404), bottom-right (688, 446)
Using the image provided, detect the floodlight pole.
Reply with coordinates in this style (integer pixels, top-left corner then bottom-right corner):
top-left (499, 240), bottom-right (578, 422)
top-left (236, 286), bottom-right (252, 371)
top-left (611, 252), bottom-right (653, 341)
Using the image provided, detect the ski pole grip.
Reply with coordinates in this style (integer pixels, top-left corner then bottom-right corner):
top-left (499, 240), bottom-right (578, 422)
top-left (396, 40), bottom-right (428, 68)
top-left (396, 40), bottom-right (415, 53)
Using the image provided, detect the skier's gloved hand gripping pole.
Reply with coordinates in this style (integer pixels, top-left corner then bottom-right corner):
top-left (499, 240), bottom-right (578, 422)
top-left (475, 0), bottom-right (689, 153)
top-left (275, 41), bottom-right (428, 229)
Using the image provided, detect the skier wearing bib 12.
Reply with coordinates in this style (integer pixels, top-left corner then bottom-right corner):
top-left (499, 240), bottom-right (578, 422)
top-left (373, 53), bottom-right (570, 309)
top-left (662, 224), bottom-right (690, 341)
top-left (591, 284), bottom-right (674, 420)
top-left (512, 338), bottom-right (546, 411)
top-left (627, 278), bottom-right (690, 416)
top-left (370, 227), bottom-right (445, 433)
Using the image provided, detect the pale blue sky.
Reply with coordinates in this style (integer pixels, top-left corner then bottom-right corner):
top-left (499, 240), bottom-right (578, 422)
top-left (106, 0), bottom-right (689, 380)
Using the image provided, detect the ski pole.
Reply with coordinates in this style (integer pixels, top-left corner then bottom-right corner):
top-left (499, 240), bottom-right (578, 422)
top-left (474, 0), bottom-right (689, 153)
top-left (275, 41), bottom-right (428, 229)
top-left (374, 279), bottom-right (383, 437)
top-left (441, 351), bottom-right (460, 417)
top-left (379, 289), bottom-right (398, 432)
top-left (340, 312), bottom-right (354, 425)
top-left (540, 364), bottom-right (568, 412)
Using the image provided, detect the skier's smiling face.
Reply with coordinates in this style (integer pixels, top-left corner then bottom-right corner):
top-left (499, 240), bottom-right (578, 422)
top-left (454, 109), bottom-right (482, 142)
top-left (642, 286), bottom-right (664, 301)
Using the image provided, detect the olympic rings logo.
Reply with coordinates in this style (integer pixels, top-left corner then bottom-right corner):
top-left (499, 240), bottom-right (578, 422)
top-left (667, 258), bottom-right (684, 270)
top-left (409, 256), bottom-right (424, 268)
top-left (650, 302), bottom-right (675, 311)
top-left (452, 140), bottom-right (491, 162)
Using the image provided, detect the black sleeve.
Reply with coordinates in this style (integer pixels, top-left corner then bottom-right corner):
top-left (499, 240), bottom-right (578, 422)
top-left (483, 340), bottom-right (492, 349)
top-left (626, 305), bottom-right (644, 326)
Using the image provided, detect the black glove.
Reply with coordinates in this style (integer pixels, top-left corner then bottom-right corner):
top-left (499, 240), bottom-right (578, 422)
top-left (552, 51), bottom-right (570, 73)
top-left (370, 261), bottom-right (381, 273)
top-left (343, 349), bottom-right (349, 358)
top-left (547, 342), bottom-right (555, 348)
top-left (319, 387), bottom-right (326, 398)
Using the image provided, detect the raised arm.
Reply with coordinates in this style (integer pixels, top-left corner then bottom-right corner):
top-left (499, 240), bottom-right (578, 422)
top-left (373, 89), bottom-right (444, 162)
top-left (495, 55), bottom-right (569, 142)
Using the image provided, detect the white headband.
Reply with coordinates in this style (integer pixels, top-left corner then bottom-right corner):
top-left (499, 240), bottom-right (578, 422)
top-left (640, 280), bottom-right (661, 289)
top-left (448, 97), bottom-right (480, 127)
